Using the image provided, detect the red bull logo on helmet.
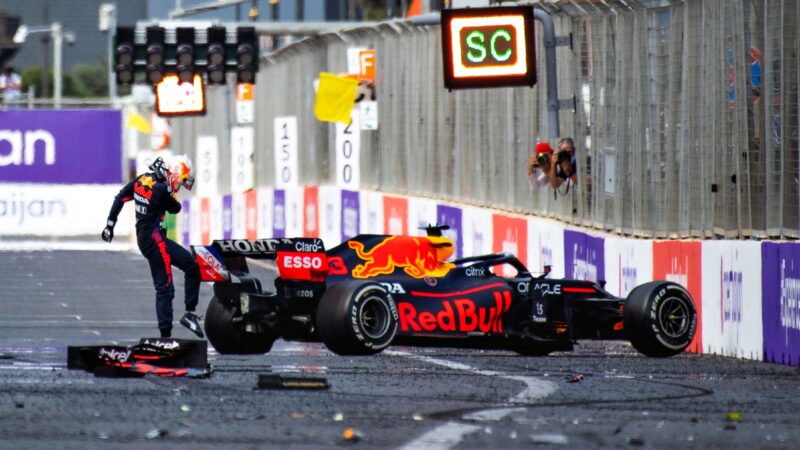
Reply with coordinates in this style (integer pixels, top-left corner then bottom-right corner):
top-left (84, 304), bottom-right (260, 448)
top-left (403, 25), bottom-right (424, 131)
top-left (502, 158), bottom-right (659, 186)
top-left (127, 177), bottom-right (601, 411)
top-left (348, 236), bottom-right (455, 279)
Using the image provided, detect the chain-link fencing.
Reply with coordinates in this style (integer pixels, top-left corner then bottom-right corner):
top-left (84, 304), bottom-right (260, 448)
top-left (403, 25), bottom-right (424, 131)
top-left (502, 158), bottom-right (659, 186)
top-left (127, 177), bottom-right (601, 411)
top-left (169, 0), bottom-right (800, 239)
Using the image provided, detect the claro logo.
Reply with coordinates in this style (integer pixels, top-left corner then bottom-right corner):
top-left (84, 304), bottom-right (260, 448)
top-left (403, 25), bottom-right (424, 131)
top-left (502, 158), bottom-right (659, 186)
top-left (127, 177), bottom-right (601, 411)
top-left (0, 130), bottom-right (56, 166)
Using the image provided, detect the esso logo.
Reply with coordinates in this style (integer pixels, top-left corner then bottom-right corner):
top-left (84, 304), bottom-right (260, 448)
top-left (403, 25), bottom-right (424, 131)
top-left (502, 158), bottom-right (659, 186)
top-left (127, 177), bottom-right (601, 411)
top-left (283, 255), bottom-right (324, 270)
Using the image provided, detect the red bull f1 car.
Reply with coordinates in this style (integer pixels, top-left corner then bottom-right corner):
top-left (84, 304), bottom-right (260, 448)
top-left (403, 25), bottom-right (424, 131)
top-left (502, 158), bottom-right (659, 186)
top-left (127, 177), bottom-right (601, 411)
top-left (191, 226), bottom-right (697, 357)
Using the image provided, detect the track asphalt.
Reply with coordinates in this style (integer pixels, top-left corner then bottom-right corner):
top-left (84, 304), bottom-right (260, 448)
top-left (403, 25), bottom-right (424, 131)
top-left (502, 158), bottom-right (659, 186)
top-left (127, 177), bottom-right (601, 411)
top-left (0, 249), bottom-right (798, 449)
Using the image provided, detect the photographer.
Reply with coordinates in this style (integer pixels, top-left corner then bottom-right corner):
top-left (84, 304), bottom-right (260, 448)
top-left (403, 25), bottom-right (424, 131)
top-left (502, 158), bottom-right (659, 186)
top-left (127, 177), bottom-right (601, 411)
top-left (527, 141), bottom-right (555, 189)
top-left (549, 137), bottom-right (578, 189)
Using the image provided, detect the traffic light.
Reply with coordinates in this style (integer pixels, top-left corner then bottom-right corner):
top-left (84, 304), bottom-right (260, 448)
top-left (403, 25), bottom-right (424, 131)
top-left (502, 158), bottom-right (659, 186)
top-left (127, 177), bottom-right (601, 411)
top-left (176, 27), bottom-right (195, 84)
top-left (236, 27), bottom-right (256, 84)
top-left (145, 27), bottom-right (165, 85)
top-left (113, 26), bottom-right (259, 86)
top-left (206, 26), bottom-right (226, 85)
top-left (114, 27), bottom-right (135, 85)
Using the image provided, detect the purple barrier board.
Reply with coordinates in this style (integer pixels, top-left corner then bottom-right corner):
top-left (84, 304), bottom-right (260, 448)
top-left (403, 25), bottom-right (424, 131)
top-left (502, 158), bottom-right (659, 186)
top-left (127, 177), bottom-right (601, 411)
top-left (222, 194), bottom-right (232, 239)
top-left (181, 199), bottom-right (191, 247)
top-left (0, 110), bottom-right (122, 184)
top-left (273, 189), bottom-right (285, 238)
top-left (341, 189), bottom-right (359, 242)
top-left (564, 230), bottom-right (605, 283)
top-left (762, 242), bottom-right (800, 366)
top-left (436, 204), bottom-right (463, 259)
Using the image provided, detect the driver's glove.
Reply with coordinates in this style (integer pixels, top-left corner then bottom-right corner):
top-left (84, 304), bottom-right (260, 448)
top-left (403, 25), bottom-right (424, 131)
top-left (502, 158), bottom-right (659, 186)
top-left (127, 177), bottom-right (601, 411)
top-left (101, 220), bottom-right (115, 243)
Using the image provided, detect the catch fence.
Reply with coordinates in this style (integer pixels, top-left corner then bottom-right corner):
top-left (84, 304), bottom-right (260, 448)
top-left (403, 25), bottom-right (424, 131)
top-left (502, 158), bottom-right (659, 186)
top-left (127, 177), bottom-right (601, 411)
top-left (169, 0), bottom-right (800, 239)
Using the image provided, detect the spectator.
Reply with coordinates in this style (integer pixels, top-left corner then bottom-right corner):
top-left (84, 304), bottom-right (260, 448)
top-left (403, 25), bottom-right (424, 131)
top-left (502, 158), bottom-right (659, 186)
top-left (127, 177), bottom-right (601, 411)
top-left (550, 137), bottom-right (578, 189)
top-left (0, 67), bottom-right (22, 104)
top-left (527, 141), bottom-right (555, 189)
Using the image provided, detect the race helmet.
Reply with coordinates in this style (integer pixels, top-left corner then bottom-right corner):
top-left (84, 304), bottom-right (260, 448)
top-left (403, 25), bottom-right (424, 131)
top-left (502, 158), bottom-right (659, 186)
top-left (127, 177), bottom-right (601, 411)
top-left (148, 156), bottom-right (169, 181)
top-left (166, 155), bottom-right (195, 193)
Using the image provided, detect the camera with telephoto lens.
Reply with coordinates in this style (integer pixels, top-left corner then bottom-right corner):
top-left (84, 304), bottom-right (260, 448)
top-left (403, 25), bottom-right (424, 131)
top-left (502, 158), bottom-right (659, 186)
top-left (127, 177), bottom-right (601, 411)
top-left (536, 154), bottom-right (549, 167)
top-left (557, 150), bottom-right (571, 164)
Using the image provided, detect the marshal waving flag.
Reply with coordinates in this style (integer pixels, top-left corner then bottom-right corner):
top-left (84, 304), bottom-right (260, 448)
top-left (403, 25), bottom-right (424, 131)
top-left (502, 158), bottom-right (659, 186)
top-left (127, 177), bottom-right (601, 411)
top-left (314, 72), bottom-right (358, 124)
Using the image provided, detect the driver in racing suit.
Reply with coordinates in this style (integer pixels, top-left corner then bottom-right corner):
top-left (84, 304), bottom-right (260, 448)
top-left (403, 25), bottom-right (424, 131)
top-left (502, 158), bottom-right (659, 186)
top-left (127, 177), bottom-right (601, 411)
top-left (101, 156), bottom-right (204, 339)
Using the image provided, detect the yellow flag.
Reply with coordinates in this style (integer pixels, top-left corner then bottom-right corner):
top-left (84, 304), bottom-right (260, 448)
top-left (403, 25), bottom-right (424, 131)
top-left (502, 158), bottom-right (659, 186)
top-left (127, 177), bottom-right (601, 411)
top-left (126, 111), bottom-right (151, 134)
top-left (314, 72), bottom-right (358, 124)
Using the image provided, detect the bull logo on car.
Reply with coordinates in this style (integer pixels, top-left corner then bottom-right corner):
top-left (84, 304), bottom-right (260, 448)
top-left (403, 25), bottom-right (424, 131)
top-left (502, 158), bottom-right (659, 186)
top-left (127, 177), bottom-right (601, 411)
top-left (348, 236), bottom-right (455, 278)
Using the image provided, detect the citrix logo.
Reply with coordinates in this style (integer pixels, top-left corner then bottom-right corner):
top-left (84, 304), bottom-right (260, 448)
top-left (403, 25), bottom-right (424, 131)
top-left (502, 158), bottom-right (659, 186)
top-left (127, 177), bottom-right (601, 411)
top-left (0, 130), bottom-right (56, 166)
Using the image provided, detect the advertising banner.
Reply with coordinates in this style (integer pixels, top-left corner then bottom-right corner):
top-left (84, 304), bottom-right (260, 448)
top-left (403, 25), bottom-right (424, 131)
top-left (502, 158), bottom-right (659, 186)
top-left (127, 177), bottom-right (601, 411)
top-left (462, 206), bottom-right (493, 258)
top-left (563, 230), bottom-right (605, 284)
top-left (200, 197), bottom-right (210, 245)
top-left (303, 186), bottom-right (319, 238)
top-left (222, 194), bottom-right (233, 240)
top-left (383, 195), bottom-right (408, 235)
top-left (527, 218), bottom-right (566, 279)
top-left (189, 197), bottom-right (201, 246)
top-left (0, 183), bottom-right (131, 236)
top-left (341, 189), bottom-right (360, 242)
top-left (408, 197), bottom-right (438, 236)
top-left (244, 190), bottom-right (258, 240)
top-left (0, 110), bottom-right (122, 184)
top-left (361, 191), bottom-right (383, 234)
top-left (318, 186), bottom-right (341, 246)
top-left (231, 192), bottom-right (245, 239)
top-left (210, 196), bottom-right (223, 240)
top-left (436, 204), bottom-right (463, 259)
top-left (762, 242), bottom-right (800, 366)
top-left (284, 186), bottom-right (303, 238)
top-left (257, 187), bottom-right (274, 239)
top-left (492, 214), bottom-right (527, 278)
top-left (653, 241), bottom-right (703, 353)
top-left (702, 241), bottom-right (762, 360)
top-left (273, 189), bottom-right (286, 238)
top-left (603, 237), bottom-right (653, 297)
top-left (181, 199), bottom-right (191, 247)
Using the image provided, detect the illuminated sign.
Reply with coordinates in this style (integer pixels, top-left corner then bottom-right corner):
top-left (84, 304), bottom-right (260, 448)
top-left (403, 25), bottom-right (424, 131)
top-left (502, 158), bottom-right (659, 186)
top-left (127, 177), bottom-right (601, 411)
top-left (441, 7), bottom-right (536, 90)
top-left (155, 74), bottom-right (206, 117)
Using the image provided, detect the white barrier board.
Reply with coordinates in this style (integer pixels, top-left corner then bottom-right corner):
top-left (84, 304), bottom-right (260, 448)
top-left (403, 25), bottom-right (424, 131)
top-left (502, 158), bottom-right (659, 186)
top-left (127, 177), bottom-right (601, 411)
top-left (0, 183), bottom-right (132, 236)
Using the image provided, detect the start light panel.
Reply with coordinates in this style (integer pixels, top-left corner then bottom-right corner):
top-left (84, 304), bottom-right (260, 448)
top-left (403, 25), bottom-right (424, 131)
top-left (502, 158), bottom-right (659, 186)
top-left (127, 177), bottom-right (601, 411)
top-left (441, 6), bottom-right (536, 90)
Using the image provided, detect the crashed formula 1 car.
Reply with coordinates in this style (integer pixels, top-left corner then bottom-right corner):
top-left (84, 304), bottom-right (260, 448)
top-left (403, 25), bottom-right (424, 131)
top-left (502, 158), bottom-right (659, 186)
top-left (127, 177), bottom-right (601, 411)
top-left (191, 226), bottom-right (697, 357)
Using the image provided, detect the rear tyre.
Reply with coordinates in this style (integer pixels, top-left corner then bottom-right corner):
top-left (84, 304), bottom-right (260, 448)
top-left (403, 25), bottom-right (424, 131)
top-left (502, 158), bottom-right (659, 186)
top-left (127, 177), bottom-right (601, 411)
top-left (316, 282), bottom-right (399, 356)
top-left (623, 281), bottom-right (697, 357)
top-left (204, 296), bottom-right (275, 355)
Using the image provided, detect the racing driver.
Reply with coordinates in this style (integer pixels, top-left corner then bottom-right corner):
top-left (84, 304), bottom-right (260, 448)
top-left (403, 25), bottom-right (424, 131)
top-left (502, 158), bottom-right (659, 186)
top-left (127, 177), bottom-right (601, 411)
top-left (101, 156), bottom-right (204, 339)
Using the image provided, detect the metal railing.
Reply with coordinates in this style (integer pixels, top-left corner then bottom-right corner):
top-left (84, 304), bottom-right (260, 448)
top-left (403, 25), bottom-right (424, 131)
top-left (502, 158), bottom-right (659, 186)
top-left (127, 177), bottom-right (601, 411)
top-left (168, 0), bottom-right (800, 239)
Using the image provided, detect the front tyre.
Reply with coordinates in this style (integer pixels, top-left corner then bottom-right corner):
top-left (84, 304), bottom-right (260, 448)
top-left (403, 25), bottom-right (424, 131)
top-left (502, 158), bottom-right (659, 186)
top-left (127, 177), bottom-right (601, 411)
top-left (204, 296), bottom-right (275, 355)
top-left (623, 281), bottom-right (697, 357)
top-left (315, 282), bottom-right (399, 356)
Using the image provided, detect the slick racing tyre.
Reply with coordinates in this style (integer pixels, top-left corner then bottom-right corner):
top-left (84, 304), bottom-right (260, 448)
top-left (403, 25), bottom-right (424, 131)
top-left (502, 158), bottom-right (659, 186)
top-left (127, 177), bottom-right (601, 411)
top-left (623, 281), bottom-right (697, 357)
top-left (316, 281), bottom-right (399, 356)
top-left (205, 296), bottom-right (275, 355)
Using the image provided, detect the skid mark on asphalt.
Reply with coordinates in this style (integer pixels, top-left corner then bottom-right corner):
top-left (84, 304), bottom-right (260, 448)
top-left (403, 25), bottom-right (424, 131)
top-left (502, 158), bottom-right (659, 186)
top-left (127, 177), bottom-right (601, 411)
top-left (390, 350), bottom-right (557, 450)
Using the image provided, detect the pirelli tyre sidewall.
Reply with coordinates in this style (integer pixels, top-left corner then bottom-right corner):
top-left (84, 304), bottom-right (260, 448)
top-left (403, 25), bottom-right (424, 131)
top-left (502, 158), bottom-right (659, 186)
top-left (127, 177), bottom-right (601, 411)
top-left (623, 281), bottom-right (697, 357)
top-left (316, 281), bottom-right (399, 356)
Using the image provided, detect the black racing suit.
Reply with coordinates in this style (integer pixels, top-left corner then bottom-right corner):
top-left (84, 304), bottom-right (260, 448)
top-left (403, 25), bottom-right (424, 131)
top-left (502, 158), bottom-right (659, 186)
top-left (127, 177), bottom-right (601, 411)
top-left (107, 172), bottom-right (200, 336)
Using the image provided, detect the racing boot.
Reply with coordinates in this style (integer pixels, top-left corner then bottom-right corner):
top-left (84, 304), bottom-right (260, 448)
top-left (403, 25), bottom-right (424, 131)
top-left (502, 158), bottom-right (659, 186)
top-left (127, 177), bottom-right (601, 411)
top-left (180, 312), bottom-right (205, 339)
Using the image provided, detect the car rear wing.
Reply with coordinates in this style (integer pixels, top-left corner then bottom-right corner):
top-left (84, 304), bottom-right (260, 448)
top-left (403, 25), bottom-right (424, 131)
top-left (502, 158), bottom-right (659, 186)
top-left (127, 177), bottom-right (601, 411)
top-left (191, 238), bottom-right (328, 282)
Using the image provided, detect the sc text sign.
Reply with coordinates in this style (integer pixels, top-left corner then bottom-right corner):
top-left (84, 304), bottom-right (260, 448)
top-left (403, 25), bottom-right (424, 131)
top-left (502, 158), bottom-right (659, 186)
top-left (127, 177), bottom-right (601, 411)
top-left (441, 7), bottom-right (536, 90)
